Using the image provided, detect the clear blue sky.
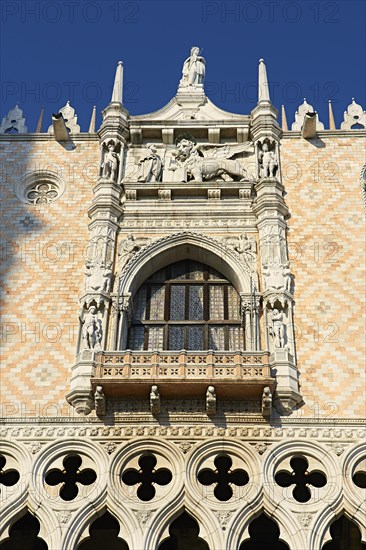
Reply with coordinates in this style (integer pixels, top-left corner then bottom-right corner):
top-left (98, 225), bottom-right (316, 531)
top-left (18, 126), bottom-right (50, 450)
top-left (1, 0), bottom-right (365, 131)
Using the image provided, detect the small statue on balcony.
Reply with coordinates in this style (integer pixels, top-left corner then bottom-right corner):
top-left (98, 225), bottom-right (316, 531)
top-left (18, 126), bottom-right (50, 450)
top-left (206, 385), bottom-right (216, 416)
top-left (283, 261), bottom-right (292, 292)
top-left (269, 308), bottom-right (286, 349)
top-left (102, 141), bottom-right (119, 182)
top-left (258, 142), bottom-right (278, 178)
top-left (82, 306), bottom-right (102, 350)
top-left (150, 385), bottom-right (161, 415)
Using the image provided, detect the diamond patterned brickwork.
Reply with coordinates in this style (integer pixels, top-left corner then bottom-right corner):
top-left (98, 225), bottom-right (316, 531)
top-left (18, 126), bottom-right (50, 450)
top-left (281, 134), bottom-right (366, 418)
top-left (1, 133), bottom-right (365, 420)
top-left (0, 138), bottom-right (99, 414)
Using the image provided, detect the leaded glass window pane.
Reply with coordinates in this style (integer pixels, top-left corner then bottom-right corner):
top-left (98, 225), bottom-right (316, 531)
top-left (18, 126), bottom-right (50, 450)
top-left (170, 285), bottom-right (185, 320)
top-left (127, 260), bottom-right (245, 351)
top-left (188, 326), bottom-right (204, 350)
top-left (188, 285), bottom-right (204, 320)
top-left (168, 326), bottom-right (184, 350)
top-left (228, 286), bottom-right (240, 320)
top-left (147, 326), bottom-right (164, 350)
top-left (209, 326), bottom-right (225, 350)
top-left (229, 326), bottom-right (243, 350)
top-left (209, 285), bottom-right (225, 319)
top-left (132, 286), bottom-right (147, 321)
top-left (149, 285), bottom-right (165, 320)
top-left (128, 326), bottom-right (145, 350)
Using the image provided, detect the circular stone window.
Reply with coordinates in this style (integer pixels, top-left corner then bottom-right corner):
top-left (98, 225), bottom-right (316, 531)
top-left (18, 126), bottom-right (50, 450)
top-left (16, 170), bottom-right (65, 205)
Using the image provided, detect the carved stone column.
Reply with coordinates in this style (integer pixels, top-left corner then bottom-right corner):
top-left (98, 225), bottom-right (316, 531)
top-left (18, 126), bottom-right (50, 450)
top-left (250, 73), bottom-right (301, 412)
top-left (241, 294), bottom-right (261, 352)
top-left (67, 63), bottom-right (129, 415)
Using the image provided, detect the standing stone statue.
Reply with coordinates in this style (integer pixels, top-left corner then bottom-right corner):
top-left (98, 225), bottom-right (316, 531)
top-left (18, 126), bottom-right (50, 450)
top-left (82, 306), bottom-right (102, 350)
top-left (269, 308), bottom-right (286, 349)
top-left (102, 142), bottom-right (119, 182)
top-left (180, 47), bottom-right (206, 87)
top-left (283, 261), bottom-right (292, 292)
top-left (137, 144), bottom-right (163, 182)
top-left (258, 143), bottom-right (278, 178)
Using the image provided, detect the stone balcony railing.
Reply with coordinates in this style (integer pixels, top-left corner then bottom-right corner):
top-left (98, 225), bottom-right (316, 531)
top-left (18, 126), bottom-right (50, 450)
top-left (92, 350), bottom-right (275, 398)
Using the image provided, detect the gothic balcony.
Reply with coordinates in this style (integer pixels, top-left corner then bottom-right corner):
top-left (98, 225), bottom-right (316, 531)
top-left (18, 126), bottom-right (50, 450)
top-left (91, 350), bottom-right (275, 399)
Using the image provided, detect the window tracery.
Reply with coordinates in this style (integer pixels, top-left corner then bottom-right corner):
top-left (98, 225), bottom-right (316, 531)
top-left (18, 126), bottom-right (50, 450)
top-left (127, 260), bottom-right (243, 351)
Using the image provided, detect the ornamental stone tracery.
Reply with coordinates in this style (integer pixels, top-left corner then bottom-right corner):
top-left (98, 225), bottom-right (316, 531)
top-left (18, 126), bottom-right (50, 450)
top-left (0, 437), bottom-right (365, 549)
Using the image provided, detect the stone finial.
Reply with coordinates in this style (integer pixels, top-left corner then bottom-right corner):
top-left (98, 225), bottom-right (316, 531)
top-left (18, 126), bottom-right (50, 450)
top-left (291, 99), bottom-right (324, 132)
top-left (0, 104), bottom-right (27, 134)
top-left (35, 106), bottom-right (44, 133)
top-left (341, 98), bottom-right (366, 130)
top-left (258, 58), bottom-right (270, 103)
top-left (111, 61), bottom-right (124, 103)
top-left (281, 105), bottom-right (288, 131)
top-left (328, 100), bottom-right (336, 130)
top-left (48, 101), bottom-right (80, 134)
top-left (88, 106), bottom-right (97, 133)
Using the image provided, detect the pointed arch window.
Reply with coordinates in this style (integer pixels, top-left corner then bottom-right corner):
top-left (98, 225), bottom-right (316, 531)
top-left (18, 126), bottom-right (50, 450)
top-left (127, 260), bottom-right (243, 351)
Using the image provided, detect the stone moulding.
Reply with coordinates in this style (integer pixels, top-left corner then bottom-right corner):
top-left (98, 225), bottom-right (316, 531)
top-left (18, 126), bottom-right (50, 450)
top-left (118, 230), bottom-right (254, 298)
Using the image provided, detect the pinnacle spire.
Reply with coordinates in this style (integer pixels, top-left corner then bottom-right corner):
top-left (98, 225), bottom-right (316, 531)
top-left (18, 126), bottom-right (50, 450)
top-left (281, 105), bottom-right (288, 131)
top-left (88, 106), bottom-right (96, 133)
top-left (35, 106), bottom-right (44, 133)
top-left (258, 58), bottom-right (270, 103)
top-left (328, 100), bottom-right (336, 130)
top-left (111, 61), bottom-right (123, 103)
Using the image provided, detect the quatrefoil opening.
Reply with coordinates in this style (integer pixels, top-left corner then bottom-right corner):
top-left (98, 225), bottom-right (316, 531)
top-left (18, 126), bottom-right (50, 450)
top-left (45, 454), bottom-right (97, 501)
top-left (197, 454), bottom-right (249, 501)
top-left (0, 454), bottom-right (20, 491)
top-left (275, 455), bottom-right (326, 503)
top-left (122, 453), bottom-right (172, 501)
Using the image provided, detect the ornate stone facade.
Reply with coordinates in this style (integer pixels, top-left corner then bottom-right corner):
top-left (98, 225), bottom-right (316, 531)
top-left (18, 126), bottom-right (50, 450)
top-left (0, 50), bottom-right (365, 549)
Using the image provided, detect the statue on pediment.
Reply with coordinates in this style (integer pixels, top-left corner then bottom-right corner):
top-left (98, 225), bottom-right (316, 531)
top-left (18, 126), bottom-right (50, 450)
top-left (269, 308), bottom-right (286, 349)
top-left (180, 46), bottom-right (206, 87)
top-left (166, 135), bottom-right (253, 183)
